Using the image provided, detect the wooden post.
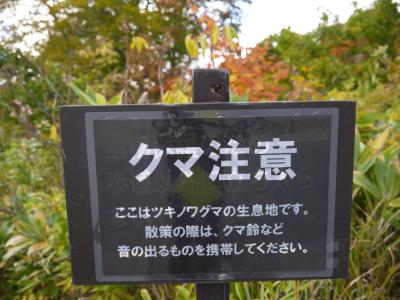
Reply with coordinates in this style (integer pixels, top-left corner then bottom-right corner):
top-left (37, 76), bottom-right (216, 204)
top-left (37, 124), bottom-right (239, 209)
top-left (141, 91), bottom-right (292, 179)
top-left (192, 68), bottom-right (230, 300)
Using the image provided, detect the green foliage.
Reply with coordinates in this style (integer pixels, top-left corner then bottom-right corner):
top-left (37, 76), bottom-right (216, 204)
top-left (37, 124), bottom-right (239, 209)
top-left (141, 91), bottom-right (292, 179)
top-left (346, 0), bottom-right (400, 56)
top-left (1, 0), bottom-right (249, 103)
top-left (69, 83), bottom-right (123, 105)
top-left (267, 0), bottom-right (400, 95)
top-left (0, 47), bottom-right (69, 126)
top-left (0, 121), bottom-right (68, 298)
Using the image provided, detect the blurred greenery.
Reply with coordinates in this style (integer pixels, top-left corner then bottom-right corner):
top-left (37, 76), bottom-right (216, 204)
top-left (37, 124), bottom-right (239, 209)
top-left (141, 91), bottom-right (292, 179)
top-left (0, 0), bottom-right (399, 299)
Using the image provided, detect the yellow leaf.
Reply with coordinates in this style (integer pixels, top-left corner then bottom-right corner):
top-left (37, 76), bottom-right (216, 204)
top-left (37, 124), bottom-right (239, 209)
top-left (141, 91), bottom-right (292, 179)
top-left (5, 235), bottom-right (28, 247)
top-left (95, 93), bottom-right (107, 105)
top-left (27, 242), bottom-right (49, 256)
top-left (3, 245), bottom-right (28, 261)
top-left (108, 91), bottom-right (123, 105)
top-left (130, 36), bottom-right (149, 53)
top-left (211, 25), bottom-right (219, 45)
top-left (224, 25), bottom-right (238, 49)
top-left (198, 34), bottom-right (209, 56)
top-left (50, 124), bottom-right (58, 143)
top-left (162, 90), bottom-right (189, 104)
top-left (62, 277), bottom-right (72, 293)
top-left (185, 35), bottom-right (199, 58)
top-left (140, 289), bottom-right (152, 300)
top-left (370, 127), bottom-right (391, 154)
top-left (388, 197), bottom-right (400, 208)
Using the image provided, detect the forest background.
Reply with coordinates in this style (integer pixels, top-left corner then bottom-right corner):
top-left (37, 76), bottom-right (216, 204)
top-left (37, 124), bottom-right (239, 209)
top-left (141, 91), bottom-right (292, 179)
top-left (0, 0), bottom-right (399, 299)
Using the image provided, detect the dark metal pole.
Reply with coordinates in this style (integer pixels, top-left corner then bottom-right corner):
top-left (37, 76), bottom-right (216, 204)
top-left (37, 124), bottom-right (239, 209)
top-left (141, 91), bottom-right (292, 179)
top-left (196, 282), bottom-right (230, 300)
top-left (192, 69), bottom-right (229, 104)
top-left (192, 68), bottom-right (230, 300)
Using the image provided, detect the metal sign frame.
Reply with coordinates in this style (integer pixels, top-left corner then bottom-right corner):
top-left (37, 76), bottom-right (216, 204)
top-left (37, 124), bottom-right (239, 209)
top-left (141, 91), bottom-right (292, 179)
top-left (60, 101), bottom-right (355, 285)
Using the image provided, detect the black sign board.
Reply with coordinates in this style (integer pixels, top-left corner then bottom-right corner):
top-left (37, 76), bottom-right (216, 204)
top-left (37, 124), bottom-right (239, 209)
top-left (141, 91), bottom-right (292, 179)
top-left (60, 101), bottom-right (355, 284)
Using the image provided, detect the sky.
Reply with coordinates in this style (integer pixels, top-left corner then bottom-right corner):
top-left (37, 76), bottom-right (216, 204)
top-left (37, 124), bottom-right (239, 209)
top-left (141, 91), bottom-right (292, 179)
top-left (239, 0), bottom-right (377, 48)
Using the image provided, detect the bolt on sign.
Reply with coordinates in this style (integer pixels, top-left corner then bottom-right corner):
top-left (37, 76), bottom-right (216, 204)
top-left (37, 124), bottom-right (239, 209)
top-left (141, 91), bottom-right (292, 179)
top-left (60, 101), bottom-right (355, 284)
